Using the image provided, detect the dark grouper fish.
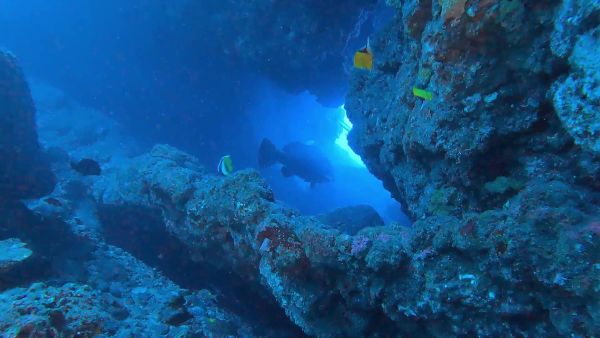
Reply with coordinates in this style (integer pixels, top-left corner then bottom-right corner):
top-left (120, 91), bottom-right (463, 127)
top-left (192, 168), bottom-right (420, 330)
top-left (258, 138), bottom-right (333, 187)
top-left (70, 158), bottom-right (101, 176)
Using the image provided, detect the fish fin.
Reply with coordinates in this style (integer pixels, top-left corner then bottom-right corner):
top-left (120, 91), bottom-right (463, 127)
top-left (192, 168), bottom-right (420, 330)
top-left (258, 138), bottom-right (280, 168)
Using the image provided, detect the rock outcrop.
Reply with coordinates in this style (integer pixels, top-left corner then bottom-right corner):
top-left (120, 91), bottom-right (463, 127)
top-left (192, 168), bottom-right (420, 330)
top-left (94, 143), bottom-right (600, 336)
top-left (0, 51), bottom-right (55, 199)
top-left (0, 238), bottom-right (32, 272)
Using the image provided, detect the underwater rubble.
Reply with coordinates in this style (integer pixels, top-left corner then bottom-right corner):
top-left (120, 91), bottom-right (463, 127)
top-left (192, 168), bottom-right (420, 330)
top-left (0, 244), bottom-right (255, 337)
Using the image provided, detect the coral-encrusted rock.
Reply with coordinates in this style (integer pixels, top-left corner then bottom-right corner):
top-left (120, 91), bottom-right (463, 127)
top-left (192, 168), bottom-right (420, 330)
top-left (94, 144), bottom-right (600, 336)
top-left (0, 51), bottom-right (55, 199)
top-left (0, 238), bottom-right (32, 272)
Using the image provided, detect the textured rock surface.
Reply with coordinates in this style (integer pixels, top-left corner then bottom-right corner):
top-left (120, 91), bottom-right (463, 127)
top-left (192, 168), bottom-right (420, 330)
top-left (94, 144), bottom-right (600, 336)
top-left (81, 243), bottom-right (254, 337)
top-left (0, 51), bottom-right (55, 199)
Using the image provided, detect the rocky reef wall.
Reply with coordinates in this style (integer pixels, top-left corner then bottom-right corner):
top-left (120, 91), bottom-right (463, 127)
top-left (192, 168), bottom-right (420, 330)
top-left (345, 0), bottom-right (600, 221)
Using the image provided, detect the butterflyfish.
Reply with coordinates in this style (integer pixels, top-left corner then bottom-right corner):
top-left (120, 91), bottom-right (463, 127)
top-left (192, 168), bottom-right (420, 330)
top-left (353, 38), bottom-right (373, 71)
top-left (218, 155), bottom-right (234, 176)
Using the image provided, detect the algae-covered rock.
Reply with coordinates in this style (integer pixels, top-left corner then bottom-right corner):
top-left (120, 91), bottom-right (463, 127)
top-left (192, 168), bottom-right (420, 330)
top-left (0, 238), bottom-right (32, 272)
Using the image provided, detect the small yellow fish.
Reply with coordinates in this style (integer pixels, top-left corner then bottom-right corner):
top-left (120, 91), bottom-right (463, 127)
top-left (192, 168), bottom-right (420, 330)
top-left (412, 86), bottom-right (433, 101)
top-left (217, 155), bottom-right (234, 176)
top-left (353, 38), bottom-right (373, 71)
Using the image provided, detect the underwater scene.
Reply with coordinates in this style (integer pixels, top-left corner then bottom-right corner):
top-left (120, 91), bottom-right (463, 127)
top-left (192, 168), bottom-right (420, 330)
top-left (0, 0), bottom-right (599, 337)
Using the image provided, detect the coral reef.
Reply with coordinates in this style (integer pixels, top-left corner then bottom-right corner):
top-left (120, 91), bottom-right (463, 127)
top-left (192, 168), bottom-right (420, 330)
top-left (0, 51), bottom-right (55, 199)
top-left (551, 20), bottom-right (600, 153)
top-left (84, 5), bottom-right (600, 334)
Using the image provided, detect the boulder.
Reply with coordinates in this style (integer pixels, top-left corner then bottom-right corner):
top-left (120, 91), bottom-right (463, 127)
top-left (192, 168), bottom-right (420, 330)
top-left (0, 51), bottom-right (55, 199)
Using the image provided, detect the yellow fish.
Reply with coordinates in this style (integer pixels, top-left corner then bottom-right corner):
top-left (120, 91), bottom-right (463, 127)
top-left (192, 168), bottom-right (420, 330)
top-left (353, 38), bottom-right (373, 71)
top-left (218, 155), bottom-right (234, 176)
